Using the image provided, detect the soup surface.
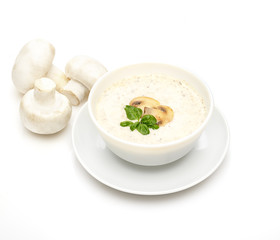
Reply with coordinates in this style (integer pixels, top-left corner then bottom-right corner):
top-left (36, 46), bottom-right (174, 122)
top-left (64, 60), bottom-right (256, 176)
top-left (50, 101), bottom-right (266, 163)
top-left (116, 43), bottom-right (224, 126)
top-left (95, 74), bottom-right (207, 144)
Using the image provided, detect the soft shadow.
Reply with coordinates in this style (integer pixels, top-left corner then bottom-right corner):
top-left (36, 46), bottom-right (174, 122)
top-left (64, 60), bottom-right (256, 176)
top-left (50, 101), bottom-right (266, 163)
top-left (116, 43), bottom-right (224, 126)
top-left (73, 150), bottom-right (231, 203)
top-left (20, 122), bottom-right (71, 141)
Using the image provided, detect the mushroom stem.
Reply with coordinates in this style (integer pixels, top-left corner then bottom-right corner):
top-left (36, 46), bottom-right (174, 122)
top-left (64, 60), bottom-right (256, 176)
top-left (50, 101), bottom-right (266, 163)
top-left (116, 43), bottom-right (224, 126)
top-left (34, 78), bottom-right (56, 105)
top-left (61, 79), bottom-right (89, 106)
top-left (46, 65), bottom-right (68, 93)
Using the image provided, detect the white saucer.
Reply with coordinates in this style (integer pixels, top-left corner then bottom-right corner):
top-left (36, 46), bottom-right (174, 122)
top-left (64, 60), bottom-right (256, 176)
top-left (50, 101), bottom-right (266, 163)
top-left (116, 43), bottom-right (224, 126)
top-left (72, 103), bottom-right (230, 195)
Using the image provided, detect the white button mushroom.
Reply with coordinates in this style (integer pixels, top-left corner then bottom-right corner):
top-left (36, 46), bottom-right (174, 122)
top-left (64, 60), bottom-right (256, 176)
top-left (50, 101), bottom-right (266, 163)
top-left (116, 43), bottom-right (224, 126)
top-left (12, 39), bottom-right (68, 94)
top-left (20, 78), bottom-right (72, 134)
top-left (62, 55), bottom-right (107, 106)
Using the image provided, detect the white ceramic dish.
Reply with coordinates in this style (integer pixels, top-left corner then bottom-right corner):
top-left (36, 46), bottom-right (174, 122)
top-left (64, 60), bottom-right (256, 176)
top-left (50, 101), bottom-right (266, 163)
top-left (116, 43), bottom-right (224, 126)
top-left (72, 103), bottom-right (229, 195)
top-left (88, 63), bottom-right (214, 166)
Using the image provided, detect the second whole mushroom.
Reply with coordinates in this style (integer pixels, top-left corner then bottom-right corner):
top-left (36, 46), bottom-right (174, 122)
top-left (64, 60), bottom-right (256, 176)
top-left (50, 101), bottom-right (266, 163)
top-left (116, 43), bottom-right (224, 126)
top-left (62, 55), bottom-right (108, 106)
top-left (12, 39), bottom-right (68, 94)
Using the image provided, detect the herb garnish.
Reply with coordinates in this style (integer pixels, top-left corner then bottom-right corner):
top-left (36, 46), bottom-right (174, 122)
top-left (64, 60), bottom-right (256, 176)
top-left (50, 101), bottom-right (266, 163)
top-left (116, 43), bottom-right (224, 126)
top-left (120, 105), bottom-right (159, 135)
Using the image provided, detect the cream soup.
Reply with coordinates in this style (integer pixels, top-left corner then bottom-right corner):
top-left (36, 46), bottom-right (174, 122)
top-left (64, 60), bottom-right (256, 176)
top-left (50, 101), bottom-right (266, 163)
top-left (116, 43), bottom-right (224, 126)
top-left (95, 74), bottom-right (207, 144)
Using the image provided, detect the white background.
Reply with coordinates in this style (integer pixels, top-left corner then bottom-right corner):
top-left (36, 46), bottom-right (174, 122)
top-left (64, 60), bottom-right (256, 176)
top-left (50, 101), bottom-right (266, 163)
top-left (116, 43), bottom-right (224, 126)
top-left (1, 0), bottom-right (280, 239)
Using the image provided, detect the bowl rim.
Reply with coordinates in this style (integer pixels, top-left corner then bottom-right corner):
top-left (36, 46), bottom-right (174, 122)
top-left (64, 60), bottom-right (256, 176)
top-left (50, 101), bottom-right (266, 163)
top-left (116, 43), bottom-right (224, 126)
top-left (88, 62), bottom-right (214, 149)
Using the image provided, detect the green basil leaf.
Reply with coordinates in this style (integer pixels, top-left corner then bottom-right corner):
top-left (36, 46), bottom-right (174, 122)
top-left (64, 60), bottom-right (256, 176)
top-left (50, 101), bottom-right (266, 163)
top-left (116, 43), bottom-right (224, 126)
top-left (141, 114), bottom-right (157, 126)
top-left (124, 105), bottom-right (142, 121)
top-left (130, 122), bottom-right (140, 131)
top-left (137, 123), bottom-right (150, 135)
top-left (120, 121), bottom-right (133, 127)
top-left (150, 124), bottom-right (159, 130)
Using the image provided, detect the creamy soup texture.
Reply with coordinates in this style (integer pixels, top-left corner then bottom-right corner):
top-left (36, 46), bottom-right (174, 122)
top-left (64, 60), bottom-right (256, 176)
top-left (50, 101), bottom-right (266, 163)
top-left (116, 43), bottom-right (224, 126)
top-left (95, 74), bottom-right (207, 144)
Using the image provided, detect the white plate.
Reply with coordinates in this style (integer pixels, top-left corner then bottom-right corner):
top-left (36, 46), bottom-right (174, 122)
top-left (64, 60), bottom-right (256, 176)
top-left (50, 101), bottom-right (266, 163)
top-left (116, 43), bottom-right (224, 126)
top-left (72, 103), bottom-right (229, 195)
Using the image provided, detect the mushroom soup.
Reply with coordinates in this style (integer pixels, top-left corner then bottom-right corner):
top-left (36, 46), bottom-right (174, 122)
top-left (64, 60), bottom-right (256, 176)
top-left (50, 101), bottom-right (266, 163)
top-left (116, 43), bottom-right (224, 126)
top-left (95, 74), bottom-right (207, 144)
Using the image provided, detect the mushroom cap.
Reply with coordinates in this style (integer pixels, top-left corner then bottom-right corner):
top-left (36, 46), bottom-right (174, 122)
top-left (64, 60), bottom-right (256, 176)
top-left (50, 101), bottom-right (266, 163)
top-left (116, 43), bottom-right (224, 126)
top-left (65, 55), bottom-right (107, 90)
top-left (12, 39), bottom-right (55, 94)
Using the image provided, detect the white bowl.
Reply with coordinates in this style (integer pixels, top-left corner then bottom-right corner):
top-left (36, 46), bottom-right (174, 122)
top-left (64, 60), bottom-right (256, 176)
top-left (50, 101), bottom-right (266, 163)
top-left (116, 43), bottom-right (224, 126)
top-left (88, 63), bottom-right (214, 166)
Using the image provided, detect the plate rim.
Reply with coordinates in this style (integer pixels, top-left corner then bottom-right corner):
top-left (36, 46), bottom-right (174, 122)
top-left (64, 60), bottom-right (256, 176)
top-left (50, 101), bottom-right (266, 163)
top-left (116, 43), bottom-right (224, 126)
top-left (72, 103), bottom-right (230, 195)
